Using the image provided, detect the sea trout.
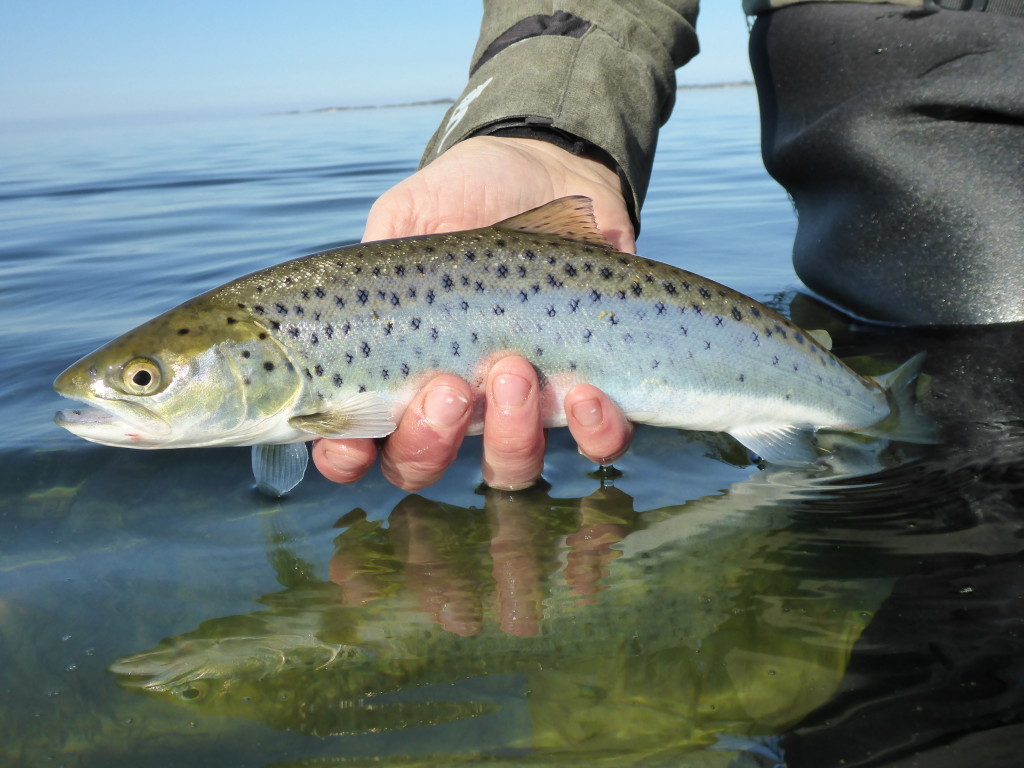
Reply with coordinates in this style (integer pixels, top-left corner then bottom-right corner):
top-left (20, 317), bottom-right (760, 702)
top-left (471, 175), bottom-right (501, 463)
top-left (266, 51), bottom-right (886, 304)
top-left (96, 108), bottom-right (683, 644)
top-left (54, 197), bottom-right (923, 493)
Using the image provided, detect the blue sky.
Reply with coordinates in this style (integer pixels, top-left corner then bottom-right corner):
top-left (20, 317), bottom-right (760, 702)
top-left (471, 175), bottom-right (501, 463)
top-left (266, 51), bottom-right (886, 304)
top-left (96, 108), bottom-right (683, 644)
top-left (2, 2), bottom-right (753, 122)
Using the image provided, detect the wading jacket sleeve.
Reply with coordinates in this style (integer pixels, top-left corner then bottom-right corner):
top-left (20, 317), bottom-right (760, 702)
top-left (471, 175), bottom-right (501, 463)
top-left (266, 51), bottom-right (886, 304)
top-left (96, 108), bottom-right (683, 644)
top-left (419, 1), bottom-right (700, 233)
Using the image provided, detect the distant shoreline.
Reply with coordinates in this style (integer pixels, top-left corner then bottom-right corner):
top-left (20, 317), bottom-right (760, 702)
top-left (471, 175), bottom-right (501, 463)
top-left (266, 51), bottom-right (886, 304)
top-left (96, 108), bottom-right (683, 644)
top-left (277, 81), bottom-right (754, 116)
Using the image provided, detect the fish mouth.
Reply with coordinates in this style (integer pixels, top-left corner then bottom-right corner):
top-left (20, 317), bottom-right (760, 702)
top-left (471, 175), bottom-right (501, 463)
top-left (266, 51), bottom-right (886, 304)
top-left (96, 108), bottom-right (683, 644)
top-left (54, 396), bottom-right (171, 447)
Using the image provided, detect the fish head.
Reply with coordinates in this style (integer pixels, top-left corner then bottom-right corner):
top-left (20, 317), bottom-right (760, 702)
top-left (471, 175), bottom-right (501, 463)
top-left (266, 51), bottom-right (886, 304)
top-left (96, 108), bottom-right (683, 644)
top-left (54, 298), bottom-right (305, 448)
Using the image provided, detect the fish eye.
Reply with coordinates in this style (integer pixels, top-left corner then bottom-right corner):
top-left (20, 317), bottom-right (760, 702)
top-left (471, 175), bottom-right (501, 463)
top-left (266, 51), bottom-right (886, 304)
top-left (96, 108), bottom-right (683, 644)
top-left (121, 357), bottom-right (163, 395)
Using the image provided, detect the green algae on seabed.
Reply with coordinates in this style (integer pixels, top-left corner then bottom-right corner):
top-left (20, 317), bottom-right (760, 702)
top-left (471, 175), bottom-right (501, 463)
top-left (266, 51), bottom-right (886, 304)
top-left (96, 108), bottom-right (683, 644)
top-left (101, 472), bottom-right (891, 766)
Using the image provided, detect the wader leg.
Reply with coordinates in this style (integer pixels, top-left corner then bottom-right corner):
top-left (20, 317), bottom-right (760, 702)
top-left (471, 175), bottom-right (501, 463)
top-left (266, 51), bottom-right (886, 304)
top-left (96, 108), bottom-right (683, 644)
top-left (750, 3), bottom-right (1024, 325)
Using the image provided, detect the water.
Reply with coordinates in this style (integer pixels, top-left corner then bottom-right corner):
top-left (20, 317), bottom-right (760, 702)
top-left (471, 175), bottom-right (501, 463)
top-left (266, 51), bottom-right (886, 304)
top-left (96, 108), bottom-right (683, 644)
top-left (1, 87), bottom-right (1022, 767)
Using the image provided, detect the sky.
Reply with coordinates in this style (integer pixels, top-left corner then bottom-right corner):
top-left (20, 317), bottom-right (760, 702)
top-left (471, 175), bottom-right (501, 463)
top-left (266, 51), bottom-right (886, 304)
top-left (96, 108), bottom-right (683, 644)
top-left (1, 1), bottom-right (754, 123)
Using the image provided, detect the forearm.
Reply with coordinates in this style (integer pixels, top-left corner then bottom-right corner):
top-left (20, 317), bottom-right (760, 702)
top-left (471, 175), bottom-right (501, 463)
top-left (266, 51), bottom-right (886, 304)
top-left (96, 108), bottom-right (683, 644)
top-left (421, 1), bottom-right (700, 233)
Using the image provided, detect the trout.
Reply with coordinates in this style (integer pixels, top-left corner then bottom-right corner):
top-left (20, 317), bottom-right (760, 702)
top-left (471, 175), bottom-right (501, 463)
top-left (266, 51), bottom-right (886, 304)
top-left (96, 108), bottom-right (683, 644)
top-left (54, 197), bottom-right (922, 493)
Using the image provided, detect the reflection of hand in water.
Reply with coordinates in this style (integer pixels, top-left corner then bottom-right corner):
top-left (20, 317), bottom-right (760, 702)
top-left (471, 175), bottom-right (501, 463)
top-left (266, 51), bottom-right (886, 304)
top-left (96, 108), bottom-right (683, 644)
top-left (328, 484), bottom-right (636, 637)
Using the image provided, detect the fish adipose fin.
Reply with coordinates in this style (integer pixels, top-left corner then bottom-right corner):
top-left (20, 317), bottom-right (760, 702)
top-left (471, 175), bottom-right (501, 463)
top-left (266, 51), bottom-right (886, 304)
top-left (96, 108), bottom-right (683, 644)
top-left (252, 443), bottom-right (308, 497)
top-left (288, 392), bottom-right (396, 439)
top-left (728, 424), bottom-right (820, 465)
top-left (497, 196), bottom-right (616, 249)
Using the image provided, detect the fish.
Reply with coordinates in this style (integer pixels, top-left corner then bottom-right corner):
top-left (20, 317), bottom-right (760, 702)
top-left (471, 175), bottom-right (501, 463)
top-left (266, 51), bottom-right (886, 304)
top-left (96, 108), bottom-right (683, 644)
top-left (54, 196), bottom-right (925, 494)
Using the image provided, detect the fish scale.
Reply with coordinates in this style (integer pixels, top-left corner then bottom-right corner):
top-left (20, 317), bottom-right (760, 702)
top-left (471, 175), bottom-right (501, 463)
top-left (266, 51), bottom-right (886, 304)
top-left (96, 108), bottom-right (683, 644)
top-left (54, 196), bottom-right (919, 492)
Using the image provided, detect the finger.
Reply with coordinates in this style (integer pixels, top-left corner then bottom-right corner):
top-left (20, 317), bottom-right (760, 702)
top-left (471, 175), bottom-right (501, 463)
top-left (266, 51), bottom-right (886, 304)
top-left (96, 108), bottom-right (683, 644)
top-left (564, 384), bottom-right (634, 464)
top-left (312, 437), bottom-right (379, 485)
top-left (379, 375), bottom-right (473, 491)
top-left (481, 356), bottom-right (546, 490)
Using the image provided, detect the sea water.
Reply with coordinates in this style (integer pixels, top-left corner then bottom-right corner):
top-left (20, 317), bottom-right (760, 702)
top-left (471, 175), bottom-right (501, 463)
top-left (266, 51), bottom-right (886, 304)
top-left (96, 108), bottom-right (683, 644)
top-left (1, 87), bottom-right (1022, 768)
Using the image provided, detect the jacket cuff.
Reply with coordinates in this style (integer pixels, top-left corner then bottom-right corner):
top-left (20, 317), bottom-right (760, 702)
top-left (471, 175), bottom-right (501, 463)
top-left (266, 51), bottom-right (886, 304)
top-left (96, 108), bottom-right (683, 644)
top-left (420, 3), bottom-right (699, 234)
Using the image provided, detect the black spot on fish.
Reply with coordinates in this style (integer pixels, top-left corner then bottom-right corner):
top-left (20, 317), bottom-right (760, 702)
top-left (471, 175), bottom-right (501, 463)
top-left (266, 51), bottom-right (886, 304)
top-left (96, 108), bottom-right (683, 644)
top-left (354, 266), bottom-right (362, 274)
top-left (652, 359), bottom-right (659, 369)
top-left (242, 350), bottom-right (251, 358)
top-left (275, 304), bottom-right (288, 315)
top-left (714, 316), bottom-right (724, 327)
top-left (691, 305), bottom-right (703, 317)
top-left (401, 363), bottom-right (410, 377)
top-left (311, 333), bottom-right (319, 345)
top-left (663, 281), bottom-right (677, 295)
top-left (361, 342), bottom-right (371, 357)
top-left (518, 265), bottom-right (527, 278)
top-left (355, 289), bottom-right (368, 305)
top-left (324, 325), bottom-right (334, 340)
top-left (600, 267), bottom-right (613, 279)
top-left (243, 377), bottom-right (251, 386)
top-left (493, 305), bottom-right (504, 315)
top-left (794, 332), bottom-right (805, 344)
top-left (632, 282), bottom-right (643, 297)
top-left (395, 265), bottom-right (405, 277)
top-left (451, 342), bottom-right (460, 357)
top-left (293, 306), bottom-right (304, 316)
top-left (358, 385), bottom-right (367, 393)
top-left (263, 362), bottom-right (275, 371)
top-left (377, 290), bottom-right (387, 300)
top-left (345, 353), bottom-right (354, 365)
top-left (564, 263), bottom-right (577, 277)
top-left (792, 363), bottom-right (800, 372)
top-left (177, 328), bottom-right (189, 335)
top-left (411, 317), bottom-right (421, 329)
top-left (776, 325), bottom-right (787, 339)
top-left (569, 361), bottom-right (577, 371)
top-left (608, 314), bottom-right (619, 326)
top-left (583, 329), bottom-right (593, 342)
top-left (304, 368), bottom-right (312, 380)
top-left (524, 250), bottom-right (536, 261)
top-left (772, 355), bottom-right (779, 365)
top-left (258, 332), bottom-right (267, 340)
top-left (590, 290), bottom-right (601, 302)
top-left (535, 347), bottom-right (544, 357)
top-left (471, 332), bottom-right (478, 343)
top-left (372, 267), bottom-right (381, 277)
top-left (334, 295), bottom-right (345, 308)
top-left (698, 287), bottom-right (711, 300)
top-left (431, 327), bottom-right (439, 340)
top-left (464, 251), bottom-right (476, 261)
top-left (546, 305), bottom-right (557, 317)
top-left (750, 306), bottom-right (762, 318)
top-left (333, 374), bottom-right (342, 387)
top-left (751, 331), bottom-right (760, 346)
top-left (237, 302), bottom-right (246, 309)
top-left (381, 369), bottom-right (389, 380)
top-left (531, 284), bottom-right (540, 295)
top-left (284, 277), bottom-right (293, 286)
top-left (459, 300), bottom-right (469, 312)
top-left (680, 325), bottom-right (688, 336)
top-left (424, 246), bottom-right (435, 254)
top-left (288, 326), bottom-right (300, 338)
top-left (519, 290), bottom-right (529, 303)
top-left (616, 290), bottom-right (626, 300)
top-left (704, 340), bottom-right (711, 350)
top-left (460, 275), bottom-right (470, 287)
top-left (655, 301), bottom-right (666, 315)
top-left (569, 298), bottom-right (580, 312)
top-left (546, 274), bottom-right (563, 288)
top-left (732, 307), bottom-right (743, 321)
top-left (226, 317), bottom-right (237, 325)
top-left (301, 290), bottom-right (309, 300)
top-left (314, 287), bottom-right (325, 299)
top-left (426, 290), bottom-right (435, 305)
top-left (256, 285), bottom-right (264, 293)
top-left (496, 265), bottom-right (508, 278)
top-left (474, 280), bottom-right (485, 293)
top-left (623, 332), bottom-right (632, 342)
top-left (384, 322), bottom-right (394, 336)
top-left (416, 264), bottom-right (426, 274)
top-left (270, 321), bottom-right (281, 330)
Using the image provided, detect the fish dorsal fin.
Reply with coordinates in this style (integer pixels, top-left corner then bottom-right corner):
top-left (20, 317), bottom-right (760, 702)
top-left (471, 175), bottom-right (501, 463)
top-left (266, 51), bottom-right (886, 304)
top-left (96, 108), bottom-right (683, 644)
top-left (807, 329), bottom-right (833, 351)
top-left (497, 196), bottom-right (615, 249)
top-left (288, 391), bottom-right (396, 439)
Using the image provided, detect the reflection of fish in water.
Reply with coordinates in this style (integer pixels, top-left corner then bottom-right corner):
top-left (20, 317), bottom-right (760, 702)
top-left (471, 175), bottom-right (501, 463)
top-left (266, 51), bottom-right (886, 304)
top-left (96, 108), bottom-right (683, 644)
top-left (54, 196), bottom-right (927, 494)
top-left (109, 483), bottom-right (890, 760)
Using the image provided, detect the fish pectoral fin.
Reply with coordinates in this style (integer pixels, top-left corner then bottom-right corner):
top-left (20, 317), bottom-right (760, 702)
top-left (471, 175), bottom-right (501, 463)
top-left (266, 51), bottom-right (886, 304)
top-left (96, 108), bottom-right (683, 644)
top-left (728, 424), bottom-right (820, 466)
top-left (288, 392), bottom-right (396, 439)
top-left (497, 196), bottom-right (616, 249)
top-left (252, 443), bottom-right (308, 497)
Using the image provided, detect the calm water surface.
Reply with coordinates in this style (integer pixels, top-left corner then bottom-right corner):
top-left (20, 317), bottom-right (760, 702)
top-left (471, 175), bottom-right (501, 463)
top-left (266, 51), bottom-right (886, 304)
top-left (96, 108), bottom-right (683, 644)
top-left (1, 88), bottom-right (1022, 767)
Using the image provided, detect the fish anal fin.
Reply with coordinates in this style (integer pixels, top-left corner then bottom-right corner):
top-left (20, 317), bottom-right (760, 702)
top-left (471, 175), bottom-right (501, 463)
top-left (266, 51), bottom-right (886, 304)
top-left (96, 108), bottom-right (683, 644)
top-left (288, 392), bottom-right (396, 439)
top-left (497, 196), bottom-right (615, 249)
top-left (252, 443), bottom-right (308, 497)
top-left (728, 424), bottom-right (820, 466)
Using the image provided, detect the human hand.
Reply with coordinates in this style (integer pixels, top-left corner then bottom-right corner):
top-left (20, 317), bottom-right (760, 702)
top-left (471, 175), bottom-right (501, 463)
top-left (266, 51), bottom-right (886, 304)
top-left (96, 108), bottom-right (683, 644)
top-left (312, 136), bottom-right (635, 491)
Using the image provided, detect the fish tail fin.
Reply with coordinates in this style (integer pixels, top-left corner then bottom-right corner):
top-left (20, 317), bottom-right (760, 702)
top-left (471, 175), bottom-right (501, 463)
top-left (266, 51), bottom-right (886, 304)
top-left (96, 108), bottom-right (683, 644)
top-left (868, 352), bottom-right (938, 445)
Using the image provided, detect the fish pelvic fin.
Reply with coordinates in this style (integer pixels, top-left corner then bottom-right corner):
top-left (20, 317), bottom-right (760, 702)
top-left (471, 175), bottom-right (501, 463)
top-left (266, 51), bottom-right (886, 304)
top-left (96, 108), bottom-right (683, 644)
top-left (252, 443), bottom-right (309, 497)
top-left (728, 424), bottom-right (820, 466)
top-left (866, 351), bottom-right (937, 445)
top-left (497, 196), bottom-right (616, 249)
top-left (288, 391), bottom-right (396, 439)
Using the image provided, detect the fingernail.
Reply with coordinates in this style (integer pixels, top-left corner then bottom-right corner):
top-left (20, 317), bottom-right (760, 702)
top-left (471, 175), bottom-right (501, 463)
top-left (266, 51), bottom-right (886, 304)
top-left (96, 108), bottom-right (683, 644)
top-left (492, 373), bottom-right (530, 411)
top-left (423, 386), bottom-right (470, 428)
top-left (570, 397), bottom-right (603, 429)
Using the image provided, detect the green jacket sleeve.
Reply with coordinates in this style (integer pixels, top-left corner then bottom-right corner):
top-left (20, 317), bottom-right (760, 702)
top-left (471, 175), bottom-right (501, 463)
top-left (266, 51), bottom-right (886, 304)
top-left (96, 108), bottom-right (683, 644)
top-left (420, 1), bottom-right (700, 233)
